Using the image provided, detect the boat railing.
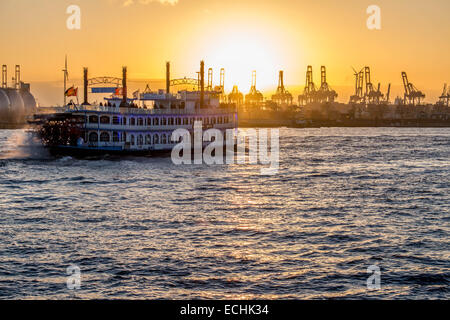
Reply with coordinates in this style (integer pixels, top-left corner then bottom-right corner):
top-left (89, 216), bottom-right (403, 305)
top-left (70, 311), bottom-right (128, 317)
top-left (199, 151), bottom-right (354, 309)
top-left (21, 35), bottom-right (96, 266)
top-left (65, 105), bottom-right (236, 115)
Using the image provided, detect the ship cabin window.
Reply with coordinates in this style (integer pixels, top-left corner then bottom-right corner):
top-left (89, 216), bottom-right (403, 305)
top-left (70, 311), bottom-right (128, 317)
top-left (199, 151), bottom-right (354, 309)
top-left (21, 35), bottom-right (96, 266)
top-left (162, 134), bottom-right (167, 144)
top-left (112, 116), bottom-right (120, 125)
top-left (137, 135), bottom-right (144, 146)
top-left (88, 115), bottom-right (98, 123)
top-left (153, 134), bottom-right (159, 144)
top-left (176, 118), bottom-right (182, 125)
top-left (130, 118), bottom-right (136, 126)
top-left (138, 117), bottom-right (144, 126)
top-left (218, 116), bottom-right (223, 124)
top-left (146, 117), bottom-right (151, 126)
top-left (170, 103), bottom-right (176, 109)
top-left (162, 118), bottom-right (167, 126)
top-left (168, 118), bottom-right (174, 125)
top-left (211, 117), bottom-right (216, 124)
top-left (145, 134), bottom-right (151, 145)
top-left (224, 116), bottom-right (229, 123)
top-left (122, 117), bottom-right (127, 125)
top-left (183, 118), bottom-right (188, 125)
top-left (88, 132), bottom-right (98, 142)
top-left (122, 132), bottom-right (127, 142)
top-left (100, 132), bottom-right (110, 142)
top-left (100, 116), bottom-right (110, 124)
top-left (180, 102), bottom-right (185, 109)
top-left (130, 135), bottom-right (135, 146)
top-left (153, 118), bottom-right (159, 126)
top-left (112, 132), bottom-right (120, 142)
top-left (204, 117), bottom-right (209, 125)
top-left (190, 117), bottom-right (195, 125)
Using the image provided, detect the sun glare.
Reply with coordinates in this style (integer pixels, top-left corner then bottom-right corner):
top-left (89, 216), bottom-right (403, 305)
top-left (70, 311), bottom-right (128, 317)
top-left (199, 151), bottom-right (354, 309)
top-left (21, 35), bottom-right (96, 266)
top-left (204, 30), bottom-right (284, 94)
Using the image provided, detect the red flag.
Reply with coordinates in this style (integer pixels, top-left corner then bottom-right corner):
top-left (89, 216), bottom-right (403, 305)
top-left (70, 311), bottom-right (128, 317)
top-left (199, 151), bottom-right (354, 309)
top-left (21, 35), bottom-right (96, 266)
top-left (65, 86), bottom-right (78, 97)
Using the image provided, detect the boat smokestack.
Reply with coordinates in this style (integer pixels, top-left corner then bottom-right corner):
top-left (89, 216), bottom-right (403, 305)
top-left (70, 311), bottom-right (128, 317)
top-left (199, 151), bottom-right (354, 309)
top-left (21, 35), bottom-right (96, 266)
top-left (1, 65), bottom-right (6, 88)
top-left (200, 60), bottom-right (204, 108)
top-left (166, 62), bottom-right (170, 95)
top-left (83, 67), bottom-right (89, 105)
top-left (121, 66), bottom-right (127, 107)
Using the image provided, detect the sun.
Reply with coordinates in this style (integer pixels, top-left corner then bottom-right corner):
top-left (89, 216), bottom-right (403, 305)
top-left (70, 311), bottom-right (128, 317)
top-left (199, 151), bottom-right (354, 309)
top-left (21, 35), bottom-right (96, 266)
top-left (203, 30), bottom-right (284, 94)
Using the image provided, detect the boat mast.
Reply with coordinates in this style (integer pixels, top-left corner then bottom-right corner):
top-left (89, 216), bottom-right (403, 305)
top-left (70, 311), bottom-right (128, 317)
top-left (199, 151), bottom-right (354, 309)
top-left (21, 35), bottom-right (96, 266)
top-left (63, 55), bottom-right (68, 106)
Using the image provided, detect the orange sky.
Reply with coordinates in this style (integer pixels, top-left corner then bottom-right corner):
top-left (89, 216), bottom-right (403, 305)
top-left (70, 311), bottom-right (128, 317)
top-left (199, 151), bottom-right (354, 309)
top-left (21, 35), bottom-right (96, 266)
top-left (1, 0), bottom-right (449, 105)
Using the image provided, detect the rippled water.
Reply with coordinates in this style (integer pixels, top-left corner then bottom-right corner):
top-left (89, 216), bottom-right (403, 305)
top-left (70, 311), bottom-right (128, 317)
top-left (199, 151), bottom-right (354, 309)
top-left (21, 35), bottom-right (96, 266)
top-left (0, 128), bottom-right (449, 299)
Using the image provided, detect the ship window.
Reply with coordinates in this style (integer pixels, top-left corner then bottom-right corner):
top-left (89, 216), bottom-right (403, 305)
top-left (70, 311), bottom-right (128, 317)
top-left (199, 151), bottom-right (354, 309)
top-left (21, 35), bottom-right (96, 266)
top-left (138, 118), bottom-right (144, 126)
top-left (122, 132), bottom-right (127, 142)
top-left (88, 115), bottom-right (98, 123)
top-left (130, 118), bottom-right (136, 126)
top-left (153, 118), bottom-right (159, 126)
top-left (122, 117), bottom-right (127, 125)
top-left (162, 134), bottom-right (167, 144)
top-left (168, 118), bottom-right (174, 125)
top-left (190, 118), bottom-right (194, 125)
top-left (218, 116), bottom-right (222, 124)
top-left (100, 132), bottom-right (110, 142)
top-left (100, 116), bottom-right (110, 124)
top-left (183, 118), bottom-right (188, 125)
top-left (153, 134), bottom-right (159, 144)
top-left (130, 135), bottom-right (135, 145)
top-left (224, 116), bottom-right (229, 123)
top-left (162, 118), bottom-right (167, 126)
top-left (204, 117), bottom-right (209, 124)
top-left (176, 118), bottom-right (181, 125)
top-left (88, 132), bottom-right (98, 142)
top-left (211, 117), bottom-right (216, 124)
top-left (147, 117), bottom-right (151, 126)
top-left (112, 132), bottom-right (120, 142)
top-left (145, 134), bottom-right (151, 145)
top-left (112, 116), bottom-right (120, 125)
top-left (180, 102), bottom-right (185, 109)
top-left (137, 135), bottom-right (144, 146)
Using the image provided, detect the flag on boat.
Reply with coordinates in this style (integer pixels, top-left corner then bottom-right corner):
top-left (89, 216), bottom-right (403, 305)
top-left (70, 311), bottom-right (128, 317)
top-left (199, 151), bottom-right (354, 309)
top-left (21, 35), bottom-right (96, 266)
top-left (114, 88), bottom-right (123, 96)
top-left (65, 86), bottom-right (78, 97)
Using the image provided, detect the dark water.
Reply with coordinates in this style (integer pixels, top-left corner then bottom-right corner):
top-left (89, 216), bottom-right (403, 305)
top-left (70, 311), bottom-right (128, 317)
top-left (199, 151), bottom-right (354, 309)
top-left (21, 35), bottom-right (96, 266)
top-left (0, 128), bottom-right (448, 299)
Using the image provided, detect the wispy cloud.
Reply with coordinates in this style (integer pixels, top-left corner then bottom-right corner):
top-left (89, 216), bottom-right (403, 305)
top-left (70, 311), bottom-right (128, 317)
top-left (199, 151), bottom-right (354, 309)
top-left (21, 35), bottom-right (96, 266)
top-left (123, 0), bottom-right (179, 6)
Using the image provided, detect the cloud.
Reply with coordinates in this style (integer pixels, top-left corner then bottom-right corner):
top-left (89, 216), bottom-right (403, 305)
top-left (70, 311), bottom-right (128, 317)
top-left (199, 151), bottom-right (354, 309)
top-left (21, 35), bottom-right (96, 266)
top-left (123, 0), bottom-right (179, 6)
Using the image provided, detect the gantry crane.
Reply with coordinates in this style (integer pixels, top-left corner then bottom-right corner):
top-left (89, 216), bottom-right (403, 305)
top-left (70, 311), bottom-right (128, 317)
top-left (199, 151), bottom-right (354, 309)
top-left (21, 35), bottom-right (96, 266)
top-left (271, 71), bottom-right (293, 105)
top-left (349, 67), bottom-right (365, 104)
top-left (298, 65), bottom-right (316, 105)
top-left (245, 70), bottom-right (263, 105)
top-left (402, 72), bottom-right (425, 105)
top-left (228, 85), bottom-right (243, 106)
top-left (438, 83), bottom-right (449, 106)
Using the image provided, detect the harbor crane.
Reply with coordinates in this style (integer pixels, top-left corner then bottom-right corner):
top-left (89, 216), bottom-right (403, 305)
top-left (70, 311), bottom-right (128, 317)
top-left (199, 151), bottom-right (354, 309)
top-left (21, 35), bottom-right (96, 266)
top-left (317, 66), bottom-right (337, 103)
top-left (298, 65), bottom-right (316, 105)
top-left (364, 67), bottom-right (384, 104)
top-left (228, 85), bottom-right (243, 106)
top-left (272, 71), bottom-right (293, 105)
top-left (349, 67), bottom-right (364, 104)
top-left (402, 72), bottom-right (425, 105)
top-left (438, 83), bottom-right (449, 107)
top-left (245, 71), bottom-right (264, 106)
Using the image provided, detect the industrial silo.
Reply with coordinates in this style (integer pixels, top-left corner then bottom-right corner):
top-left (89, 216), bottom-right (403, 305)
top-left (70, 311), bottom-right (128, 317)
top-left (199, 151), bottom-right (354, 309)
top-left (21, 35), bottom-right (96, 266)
top-left (0, 88), bottom-right (11, 123)
top-left (19, 83), bottom-right (37, 115)
top-left (5, 88), bottom-right (25, 123)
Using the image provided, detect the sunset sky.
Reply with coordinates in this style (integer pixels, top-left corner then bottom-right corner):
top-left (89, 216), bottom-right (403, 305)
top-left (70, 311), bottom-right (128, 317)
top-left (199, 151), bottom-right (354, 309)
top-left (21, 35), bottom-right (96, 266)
top-left (1, 0), bottom-right (449, 105)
